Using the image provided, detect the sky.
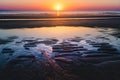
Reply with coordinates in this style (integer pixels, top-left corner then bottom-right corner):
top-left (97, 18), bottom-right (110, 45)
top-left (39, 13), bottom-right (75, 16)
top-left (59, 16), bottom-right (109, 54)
top-left (0, 0), bottom-right (120, 11)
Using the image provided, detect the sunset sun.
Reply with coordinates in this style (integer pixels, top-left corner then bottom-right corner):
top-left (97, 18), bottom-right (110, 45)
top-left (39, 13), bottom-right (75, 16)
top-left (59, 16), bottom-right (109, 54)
top-left (54, 4), bottom-right (63, 16)
top-left (55, 4), bottom-right (62, 11)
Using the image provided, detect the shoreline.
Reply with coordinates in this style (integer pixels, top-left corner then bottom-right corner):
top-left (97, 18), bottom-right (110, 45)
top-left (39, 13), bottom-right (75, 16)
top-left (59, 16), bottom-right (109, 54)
top-left (0, 17), bottom-right (120, 29)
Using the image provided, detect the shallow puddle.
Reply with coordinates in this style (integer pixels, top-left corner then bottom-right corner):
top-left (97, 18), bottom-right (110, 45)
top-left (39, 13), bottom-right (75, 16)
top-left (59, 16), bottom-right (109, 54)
top-left (0, 26), bottom-right (120, 67)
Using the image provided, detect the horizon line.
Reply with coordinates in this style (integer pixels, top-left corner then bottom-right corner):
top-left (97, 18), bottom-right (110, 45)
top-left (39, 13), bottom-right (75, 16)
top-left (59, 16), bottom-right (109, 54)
top-left (0, 9), bottom-right (120, 11)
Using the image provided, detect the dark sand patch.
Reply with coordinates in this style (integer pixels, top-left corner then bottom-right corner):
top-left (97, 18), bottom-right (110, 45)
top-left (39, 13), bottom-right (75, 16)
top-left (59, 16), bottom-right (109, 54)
top-left (0, 18), bottom-right (120, 29)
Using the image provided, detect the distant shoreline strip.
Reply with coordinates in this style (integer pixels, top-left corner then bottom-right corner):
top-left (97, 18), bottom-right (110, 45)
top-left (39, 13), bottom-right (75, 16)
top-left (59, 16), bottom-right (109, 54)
top-left (0, 17), bottom-right (119, 21)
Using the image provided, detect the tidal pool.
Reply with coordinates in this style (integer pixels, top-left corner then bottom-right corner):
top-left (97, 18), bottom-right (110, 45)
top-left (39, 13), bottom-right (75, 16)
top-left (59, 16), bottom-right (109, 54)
top-left (0, 26), bottom-right (120, 51)
top-left (0, 26), bottom-right (119, 47)
top-left (0, 26), bottom-right (120, 68)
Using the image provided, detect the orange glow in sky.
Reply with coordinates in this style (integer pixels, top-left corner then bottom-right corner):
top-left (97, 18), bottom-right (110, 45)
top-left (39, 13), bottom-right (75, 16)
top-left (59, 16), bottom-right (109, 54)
top-left (0, 0), bottom-right (120, 10)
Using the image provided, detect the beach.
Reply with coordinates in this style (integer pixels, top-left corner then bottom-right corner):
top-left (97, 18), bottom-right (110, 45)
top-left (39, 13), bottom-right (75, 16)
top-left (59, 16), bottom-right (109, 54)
top-left (0, 11), bottom-right (120, 80)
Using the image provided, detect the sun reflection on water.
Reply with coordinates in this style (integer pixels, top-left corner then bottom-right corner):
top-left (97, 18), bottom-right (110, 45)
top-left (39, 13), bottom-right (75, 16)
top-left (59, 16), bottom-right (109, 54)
top-left (0, 26), bottom-right (98, 40)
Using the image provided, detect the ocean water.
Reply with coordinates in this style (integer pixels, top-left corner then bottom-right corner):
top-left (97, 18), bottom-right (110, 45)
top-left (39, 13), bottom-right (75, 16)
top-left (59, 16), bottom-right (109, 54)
top-left (0, 10), bottom-right (120, 14)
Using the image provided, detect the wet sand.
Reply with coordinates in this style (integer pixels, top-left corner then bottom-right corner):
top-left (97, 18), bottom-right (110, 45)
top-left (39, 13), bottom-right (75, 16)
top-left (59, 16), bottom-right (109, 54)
top-left (0, 14), bottom-right (120, 80)
top-left (0, 14), bottom-right (120, 29)
top-left (0, 36), bottom-right (120, 80)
